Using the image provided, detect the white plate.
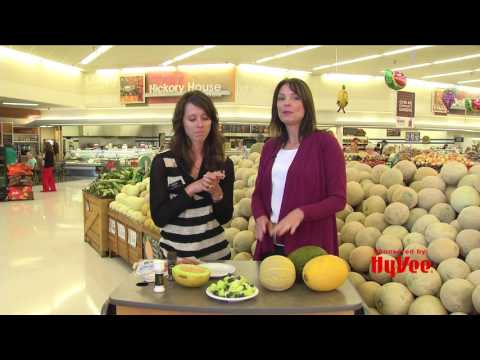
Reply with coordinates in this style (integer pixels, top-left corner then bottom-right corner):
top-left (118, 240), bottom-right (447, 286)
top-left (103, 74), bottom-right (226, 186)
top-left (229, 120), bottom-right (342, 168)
top-left (199, 263), bottom-right (236, 278)
top-left (206, 287), bottom-right (259, 303)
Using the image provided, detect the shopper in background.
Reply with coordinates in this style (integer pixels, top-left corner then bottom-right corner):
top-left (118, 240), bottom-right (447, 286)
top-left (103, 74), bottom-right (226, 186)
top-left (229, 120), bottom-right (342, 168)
top-left (251, 78), bottom-right (346, 259)
top-left (25, 152), bottom-right (37, 170)
top-left (349, 137), bottom-right (359, 153)
top-left (365, 143), bottom-right (378, 157)
top-left (237, 139), bottom-right (249, 159)
top-left (42, 142), bottom-right (56, 192)
top-left (150, 90), bottom-right (234, 263)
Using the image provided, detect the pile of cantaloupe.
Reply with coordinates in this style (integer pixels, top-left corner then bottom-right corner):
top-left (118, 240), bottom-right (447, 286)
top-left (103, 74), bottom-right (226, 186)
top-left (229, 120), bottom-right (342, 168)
top-left (338, 160), bottom-right (480, 315)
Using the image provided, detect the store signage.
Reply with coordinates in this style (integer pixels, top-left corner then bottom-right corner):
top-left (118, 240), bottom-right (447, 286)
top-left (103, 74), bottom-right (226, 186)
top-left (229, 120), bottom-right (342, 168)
top-left (109, 218), bottom-right (116, 235)
top-left (144, 67), bottom-right (235, 104)
top-left (455, 136), bottom-right (464, 143)
top-left (386, 128), bottom-right (400, 137)
top-left (128, 229), bottom-right (137, 248)
top-left (432, 89), bottom-right (480, 116)
top-left (397, 91), bottom-right (415, 118)
top-left (120, 75), bottom-right (146, 105)
top-left (405, 131), bottom-right (420, 142)
top-left (371, 253), bottom-right (431, 278)
top-left (117, 223), bottom-right (126, 241)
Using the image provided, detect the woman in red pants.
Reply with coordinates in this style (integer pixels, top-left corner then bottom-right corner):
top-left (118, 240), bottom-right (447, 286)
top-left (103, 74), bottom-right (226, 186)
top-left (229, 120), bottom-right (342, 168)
top-left (42, 142), bottom-right (56, 192)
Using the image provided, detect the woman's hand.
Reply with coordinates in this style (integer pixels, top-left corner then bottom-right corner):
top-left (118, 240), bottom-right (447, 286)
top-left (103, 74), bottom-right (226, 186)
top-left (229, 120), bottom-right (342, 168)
top-left (271, 209), bottom-right (305, 237)
top-left (176, 257), bottom-right (201, 265)
top-left (203, 171), bottom-right (225, 201)
top-left (185, 179), bottom-right (210, 197)
top-left (255, 215), bottom-right (273, 242)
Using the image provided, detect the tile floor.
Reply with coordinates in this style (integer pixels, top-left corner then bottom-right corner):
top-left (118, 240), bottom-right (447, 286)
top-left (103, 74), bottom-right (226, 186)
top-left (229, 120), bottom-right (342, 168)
top-left (0, 180), bottom-right (131, 315)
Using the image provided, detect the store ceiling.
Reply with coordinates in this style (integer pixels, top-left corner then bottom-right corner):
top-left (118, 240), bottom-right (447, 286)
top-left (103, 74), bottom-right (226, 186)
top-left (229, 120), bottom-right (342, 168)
top-left (0, 96), bottom-right (67, 110)
top-left (8, 45), bottom-right (480, 84)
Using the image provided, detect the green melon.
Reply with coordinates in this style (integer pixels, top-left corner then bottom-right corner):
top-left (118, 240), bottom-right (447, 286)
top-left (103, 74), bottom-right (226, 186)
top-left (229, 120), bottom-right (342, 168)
top-left (288, 245), bottom-right (327, 281)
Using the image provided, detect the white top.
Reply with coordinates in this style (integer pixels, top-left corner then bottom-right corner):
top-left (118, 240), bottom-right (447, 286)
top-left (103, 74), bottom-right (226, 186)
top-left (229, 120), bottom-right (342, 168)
top-left (270, 148), bottom-right (298, 224)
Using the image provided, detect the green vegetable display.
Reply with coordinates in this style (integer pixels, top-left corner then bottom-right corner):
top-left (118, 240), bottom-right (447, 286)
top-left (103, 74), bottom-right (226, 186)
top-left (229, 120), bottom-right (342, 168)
top-left (207, 275), bottom-right (257, 298)
top-left (84, 167), bottom-right (147, 198)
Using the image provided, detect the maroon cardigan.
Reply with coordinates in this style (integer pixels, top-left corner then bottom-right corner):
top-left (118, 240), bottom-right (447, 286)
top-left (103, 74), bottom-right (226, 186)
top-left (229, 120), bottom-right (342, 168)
top-left (251, 131), bottom-right (346, 260)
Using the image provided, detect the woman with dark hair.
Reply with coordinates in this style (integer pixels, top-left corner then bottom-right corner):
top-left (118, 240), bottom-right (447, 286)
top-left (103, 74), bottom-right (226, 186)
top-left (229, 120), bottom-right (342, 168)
top-left (150, 91), bottom-right (234, 263)
top-left (42, 142), bottom-right (56, 192)
top-left (251, 78), bottom-right (346, 259)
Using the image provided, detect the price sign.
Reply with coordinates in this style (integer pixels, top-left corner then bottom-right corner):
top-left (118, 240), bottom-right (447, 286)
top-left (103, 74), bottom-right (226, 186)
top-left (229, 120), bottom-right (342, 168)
top-left (128, 229), bottom-right (137, 248)
top-left (109, 218), bottom-right (116, 235)
top-left (405, 131), bottom-right (420, 142)
top-left (117, 223), bottom-right (126, 241)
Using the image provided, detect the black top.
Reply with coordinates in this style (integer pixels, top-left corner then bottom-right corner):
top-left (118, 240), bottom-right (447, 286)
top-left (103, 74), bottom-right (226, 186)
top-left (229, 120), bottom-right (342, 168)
top-left (149, 150), bottom-right (234, 261)
top-left (44, 150), bottom-right (55, 168)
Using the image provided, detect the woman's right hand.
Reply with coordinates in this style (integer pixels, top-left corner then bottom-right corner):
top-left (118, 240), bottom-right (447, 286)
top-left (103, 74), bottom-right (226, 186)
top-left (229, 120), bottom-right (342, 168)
top-left (255, 215), bottom-right (273, 242)
top-left (185, 179), bottom-right (210, 197)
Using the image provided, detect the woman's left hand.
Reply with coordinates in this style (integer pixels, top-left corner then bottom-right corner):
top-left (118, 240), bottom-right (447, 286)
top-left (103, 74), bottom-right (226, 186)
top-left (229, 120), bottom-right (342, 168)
top-left (271, 208), bottom-right (305, 236)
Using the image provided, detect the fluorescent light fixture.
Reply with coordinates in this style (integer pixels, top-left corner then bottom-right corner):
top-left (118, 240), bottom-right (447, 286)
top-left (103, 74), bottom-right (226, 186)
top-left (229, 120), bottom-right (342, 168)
top-left (80, 46), bottom-right (113, 65)
top-left (458, 79), bottom-right (480, 84)
top-left (313, 54), bottom-right (382, 71)
top-left (161, 46), bottom-right (216, 66)
top-left (433, 53), bottom-right (480, 65)
top-left (322, 73), bottom-right (378, 82)
top-left (0, 46), bottom-right (83, 74)
top-left (256, 46), bottom-right (322, 64)
top-left (422, 70), bottom-right (475, 79)
top-left (177, 63), bottom-right (234, 70)
top-left (238, 64), bottom-right (311, 76)
top-left (3, 102), bottom-right (39, 106)
top-left (391, 63), bottom-right (432, 71)
top-left (382, 45), bottom-right (433, 56)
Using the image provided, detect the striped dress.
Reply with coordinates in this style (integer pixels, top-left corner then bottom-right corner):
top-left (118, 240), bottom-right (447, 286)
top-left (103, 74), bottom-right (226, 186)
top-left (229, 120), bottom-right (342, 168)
top-left (149, 150), bottom-right (234, 262)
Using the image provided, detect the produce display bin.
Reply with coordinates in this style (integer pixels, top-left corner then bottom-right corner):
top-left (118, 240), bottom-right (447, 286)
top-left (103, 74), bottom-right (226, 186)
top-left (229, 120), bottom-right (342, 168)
top-left (83, 191), bottom-right (113, 257)
top-left (107, 209), bottom-right (144, 265)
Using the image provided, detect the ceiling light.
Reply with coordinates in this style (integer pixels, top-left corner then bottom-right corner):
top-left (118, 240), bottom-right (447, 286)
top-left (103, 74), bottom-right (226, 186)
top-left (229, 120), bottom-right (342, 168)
top-left (238, 64), bottom-right (310, 76)
top-left (382, 45), bottom-right (433, 56)
top-left (3, 102), bottom-right (39, 106)
top-left (422, 70), bottom-right (475, 79)
top-left (322, 73), bottom-right (378, 82)
top-left (177, 63), bottom-right (234, 70)
top-left (458, 79), bottom-right (480, 84)
top-left (313, 54), bottom-right (382, 71)
top-left (256, 46), bottom-right (322, 64)
top-left (80, 46), bottom-right (113, 65)
top-left (161, 46), bottom-right (216, 66)
top-left (433, 53), bottom-right (480, 65)
top-left (391, 63), bottom-right (432, 71)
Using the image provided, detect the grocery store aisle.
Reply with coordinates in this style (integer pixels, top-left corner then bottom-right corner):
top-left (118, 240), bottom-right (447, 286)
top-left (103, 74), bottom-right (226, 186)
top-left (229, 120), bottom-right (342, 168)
top-left (0, 180), bottom-right (131, 315)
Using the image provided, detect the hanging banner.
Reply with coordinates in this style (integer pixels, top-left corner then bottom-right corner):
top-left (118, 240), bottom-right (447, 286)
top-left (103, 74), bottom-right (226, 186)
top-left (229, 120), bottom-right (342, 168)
top-left (432, 88), bottom-right (480, 116)
top-left (120, 74), bottom-right (145, 105)
top-left (396, 91), bottom-right (415, 128)
top-left (145, 67), bottom-right (235, 104)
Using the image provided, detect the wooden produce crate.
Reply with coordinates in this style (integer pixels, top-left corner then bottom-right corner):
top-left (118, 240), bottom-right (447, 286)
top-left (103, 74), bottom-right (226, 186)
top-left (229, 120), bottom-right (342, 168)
top-left (83, 191), bottom-right (113, 257)
top-left (107, 209), bottom-right (144, 266)
top-left (107, 210), bottom-right (118, 256)
top-left (142, 225), bottom-right (163, 260)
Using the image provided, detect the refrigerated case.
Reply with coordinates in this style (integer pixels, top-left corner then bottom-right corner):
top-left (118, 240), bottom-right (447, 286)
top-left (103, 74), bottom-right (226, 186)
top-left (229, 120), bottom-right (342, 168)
top-left (0, 147), bottom-right (7, 201)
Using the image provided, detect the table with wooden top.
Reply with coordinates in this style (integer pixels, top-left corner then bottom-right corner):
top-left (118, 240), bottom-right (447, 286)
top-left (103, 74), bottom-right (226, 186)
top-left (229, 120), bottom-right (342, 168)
top-left (108, 260), bottom-right (364, 315)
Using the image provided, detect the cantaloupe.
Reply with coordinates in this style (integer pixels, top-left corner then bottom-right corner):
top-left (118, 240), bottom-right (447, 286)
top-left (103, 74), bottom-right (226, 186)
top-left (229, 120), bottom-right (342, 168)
top-left (406, 268), bottom-right (442, 296)
top-left (394, 160), bottom-right (417, 184)
top-left (225, 227), bottom-right (241, 247)
top-left (456, 229), bottom-right (480, 257)
top-left (234, 252), bottom-right (253, 261)
top-left (358, 281), bottom-right (381, 308)
top-left (336, 218), bottom-right (345, 233)
top-left (237, 198), bottom-right (252, 218)
top-left (172, 264), bottom-right (211, 287)
top-left (376, 235), bottom-right (403, 257)
top-left (457, 206), bottom-right (480, 231)
top-left (368, 184), bottom-right (388, 201)
top-left (367, 307), bottom-right (381, 315)
top-left (231, 217), bottom-right (248, 231)
top-left (361, 179), bottom-right (375, 194)
top-left (450, 220), bottom-right (461, 232)
top-left (355, 227), bottom-right (381, 248)
top-left (303, 255), bottom-right (349, 291)
top-left (392, 187), bottom-right (418, 209)
top-left (469, 164), bottom-right (480, 175)
top-left (250, 143), bottom-right (264, 154)
top-left (472, 285), bottom-right (480, 314)
top-left (450, 186), bottom-right (480, 213)
top-left (428, 238), bottom-right (460, 264)
top-left (406, 208), bottom-right (428, 231)
top-left (362, 196), bottom-right (386, 216)
top-left (380, 168), bottom-right (404, 189)
top-left (251, 241), bottom-right (257, 255)
top-left (409, 181), bottom-right (425, 193)
top-left (458, 174), bottom-right (480, 188)
top-left (244, 187), bottom-right (255, 198)
top-left (387, 184), bottom-right (404, 204)
top-left (445, 186), bottom-right (456, 202)
top-left (340, 221), bottom-right (365, 244)
top-left (339, 243), bottom-right (356, 262)
top-left (336, 204), bottom-right (354, 221)
top-left (382, 225), bottom-right (409, 240)
top-left (408, 295), bottom-right (448, 315)
top-left (248, 216), bottom-right (256, 233)
top-left (346, 168), bottom-right (361, 182)
top-left (247, 174), bottom-right (257, 188)
top-left (364, 213), bottom-right (388, 232)
top-left (424, 223), bottom-right (458, 244)
top-left (403, 243), bottom-right (429, 262)
top-left (467, 270), bottom-right (480, 287)
top-left (349, 246), bottom-right (376, 273)
top-left (238, 159), bottom-right (254, 169)
top-left (372, 164), bottom-right (389, 184)
top-left (440, 161), bottom-right (468, 186)
top-left (393, 271), bottom-right (409, 286)
top-left (429, 203), bottom-right (456, 224)
top-left (375, 282), bottom-right (414, 315)
top-left (248, 152), bottom-right (261, 162)
top-left (384, 202), bottom-right (410, 225)
top-left (347, 181), bottom-right (365, 207)
top-left (234, 189), bottom-right (246, 204)
top-left (233, 230), bottom-right (255, 253)
top-left (437, 258), bottom-right (471, 282)
top-left (346, 212), bottom-right (366, 224)
top-left (402, 233), bottom-right (426, 248)
top-left (417, 188), bottom-right (447, 211)
top-left (259, 255), bottom-right (296, 291)
top-left (234, 180), bottom-right (246, 190)
top-left (354, 162), bottom-right (373, 174)
top-left (348, 272), bottom-right (366, 288)
top-left (421, 175), bottom-right (446, 192)
top-left (466, 248), bottom-right (480, 271)
top-left (412, 214), bottom-right (440, 234)
top-left (439, 279), bottom-right (475, 314)
top-left (230, 247), bottom-right (237, 260)
top-left (369, 254), bottom-right (396, 285)
top-left (414, 167), bottom-right (438, 182)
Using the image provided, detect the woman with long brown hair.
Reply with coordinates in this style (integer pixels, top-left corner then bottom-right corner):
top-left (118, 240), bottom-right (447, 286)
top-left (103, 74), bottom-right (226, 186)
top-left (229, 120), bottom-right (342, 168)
top-left (150, 91), bottom-right (234, 262)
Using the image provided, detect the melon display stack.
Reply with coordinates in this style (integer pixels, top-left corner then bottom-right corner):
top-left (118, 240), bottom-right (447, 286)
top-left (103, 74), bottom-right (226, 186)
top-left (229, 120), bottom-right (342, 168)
top-left (338, 160), bottom-right (480, 315)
